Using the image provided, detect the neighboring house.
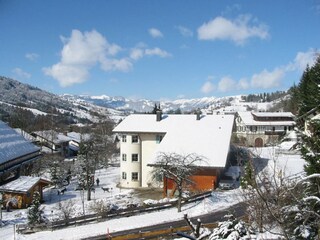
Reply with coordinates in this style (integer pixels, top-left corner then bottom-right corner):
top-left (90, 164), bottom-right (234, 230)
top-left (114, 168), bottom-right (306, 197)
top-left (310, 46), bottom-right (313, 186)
top-left (31, 131), bottom-right (90, 156)
top-left (0, 120), bottom-right (41, 183)
top-left (113, 111), bottom-right (235, 194)
top-left (235, 111), bottom-right (295, 147)
top-left (295, 105), bottom-right (320, 136)
top-left (32, 130), bottom-right (70, 154)
top-left (0, 176), bottom-right (51, 209)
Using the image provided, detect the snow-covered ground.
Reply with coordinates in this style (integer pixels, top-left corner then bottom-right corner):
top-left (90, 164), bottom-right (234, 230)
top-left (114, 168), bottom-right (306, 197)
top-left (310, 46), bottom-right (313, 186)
top-left (0, 144), bottom-right (305, 240)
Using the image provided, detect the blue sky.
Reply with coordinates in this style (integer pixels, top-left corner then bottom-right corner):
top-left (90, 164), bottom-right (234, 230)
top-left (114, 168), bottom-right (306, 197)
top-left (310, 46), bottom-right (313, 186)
top-left (1, 1), bottom-right (320, 100)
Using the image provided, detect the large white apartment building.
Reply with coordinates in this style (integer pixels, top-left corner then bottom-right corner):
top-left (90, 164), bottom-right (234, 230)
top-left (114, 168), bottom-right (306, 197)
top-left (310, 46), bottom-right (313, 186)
top-left (113, 112), bottom-right (235, 189)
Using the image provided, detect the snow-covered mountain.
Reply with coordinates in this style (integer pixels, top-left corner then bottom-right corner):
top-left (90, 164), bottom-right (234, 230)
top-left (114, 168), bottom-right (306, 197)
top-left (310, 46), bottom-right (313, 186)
top-left (0, 76), bottom-right (289, 127)
top-left (65, 94), bottom-right (249, 113)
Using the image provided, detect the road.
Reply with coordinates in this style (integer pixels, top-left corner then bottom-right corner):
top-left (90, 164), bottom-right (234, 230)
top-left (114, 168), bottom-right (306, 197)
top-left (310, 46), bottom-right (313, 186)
top-left (83, 202), bottom-right (246, 240)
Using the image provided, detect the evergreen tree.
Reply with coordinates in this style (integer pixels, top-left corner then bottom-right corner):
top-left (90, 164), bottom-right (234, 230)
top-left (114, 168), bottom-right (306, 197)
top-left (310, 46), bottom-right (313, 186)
top-left (293, 54), bottom-right (320, 239)
top-left (50, 161), bottom-right (61, 188)
top-left (296, 56), bottom-right (320, 116)
top-left (209, 214), bottom-right (250, 239)
top-left (27, 191), bottom-right (42, 225)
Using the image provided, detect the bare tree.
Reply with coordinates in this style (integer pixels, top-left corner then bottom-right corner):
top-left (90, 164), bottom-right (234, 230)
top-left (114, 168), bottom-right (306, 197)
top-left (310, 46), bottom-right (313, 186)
top-left (89, 199), bottom-right (111, 218)
top-left (151, 152), bottom-right (204, 212)
top-left (240, 152), bottom-right (313, 239)
top-left (58, 199), bottom-right (76, 224)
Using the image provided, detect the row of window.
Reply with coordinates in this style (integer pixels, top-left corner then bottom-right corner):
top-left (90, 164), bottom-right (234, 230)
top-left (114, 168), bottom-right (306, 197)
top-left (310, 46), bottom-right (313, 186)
top-left (237, 125), bottom-right (293, 133)
top-left (121, 134), bottom-right (163, 144)
top-left (122, 171), bottom-right (138, 181)
top-left (122, 153), bottom-right (139, 162)
top-left (122, 135), bottom-right (139, 143)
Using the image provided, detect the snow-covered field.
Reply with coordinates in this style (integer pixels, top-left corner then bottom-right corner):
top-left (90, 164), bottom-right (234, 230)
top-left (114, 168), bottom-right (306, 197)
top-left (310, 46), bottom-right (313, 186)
top-left (0, 145), bottom-right (305, 240)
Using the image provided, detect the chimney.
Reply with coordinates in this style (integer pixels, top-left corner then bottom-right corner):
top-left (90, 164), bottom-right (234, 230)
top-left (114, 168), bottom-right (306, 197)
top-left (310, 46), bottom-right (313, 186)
top-left (196, 108), bottom-right (201, 120)
top-left (156, 109), bottom-right (162, 121)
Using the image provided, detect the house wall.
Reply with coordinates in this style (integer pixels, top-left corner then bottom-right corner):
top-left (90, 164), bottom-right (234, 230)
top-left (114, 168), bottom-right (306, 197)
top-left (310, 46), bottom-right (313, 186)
top-left (140, 133), bottom-right (160, 187)
top-left (120, 134), bottom-right (141, 188)
top-left (119, 133), bottom-right (164, 188)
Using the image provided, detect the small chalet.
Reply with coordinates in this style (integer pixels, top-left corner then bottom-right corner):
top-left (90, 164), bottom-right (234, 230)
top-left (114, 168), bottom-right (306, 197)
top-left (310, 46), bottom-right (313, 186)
top-left (0, 176), bottom-right (51, 209)
top-left (235, 111), bottom-right (295, 147)
top-left (0, 120), bottom-right (41, 183)
top-left (113, 111), bottom-right (235, 196)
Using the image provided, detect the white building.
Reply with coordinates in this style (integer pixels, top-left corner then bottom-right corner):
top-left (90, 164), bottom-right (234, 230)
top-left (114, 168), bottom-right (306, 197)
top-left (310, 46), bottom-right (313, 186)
top-left (235, 111), bottom-right (295, 147)
top-left (113, 112), bottom-right (235, 189)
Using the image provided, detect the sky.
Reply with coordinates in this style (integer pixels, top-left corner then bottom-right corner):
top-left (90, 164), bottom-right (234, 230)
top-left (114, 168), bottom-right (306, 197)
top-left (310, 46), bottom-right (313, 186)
top-left (0, 0), bottom-right (320, 100)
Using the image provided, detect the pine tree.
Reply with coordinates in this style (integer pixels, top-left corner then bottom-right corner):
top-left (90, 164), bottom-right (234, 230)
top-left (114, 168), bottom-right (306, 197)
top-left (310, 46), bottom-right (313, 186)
top-left (293, 54), bottom-right (320, 239)
top-left (50, 161), bottom-right (60, 188)
top-left (27, 191), bottom-right (42, 225)
top-left (296, 56), bottom-right (320, 116)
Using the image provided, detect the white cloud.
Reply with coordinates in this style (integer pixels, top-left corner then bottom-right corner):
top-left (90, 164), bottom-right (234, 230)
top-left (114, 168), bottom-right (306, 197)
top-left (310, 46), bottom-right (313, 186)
top-left (176, 26), bottom-right (193, 37)
top-left (201, 81), bottom-right (215, 94)
top-left (237, 78), bottom-right (249, 90)
top-left (201, 49), bottom-right (319, 95)
top-left (197, 14), bottom-right (269, 45)
top-left (43, 63), bottom-right (89, 87)
top-left (250, 68), bottom-right (284, 89)
top-left (44, 29), bottom-right (172, 87)
top-left (25, 53), bottom-right (39, 61)
top-left (130, 47), bottom-right (172, 60)
top-left (293, 49), bottom-right (318, 71)
top-left (100, 58), bottom-right (132, 72)
top-left (12, 68), bottom-right (31, 79)
top-left (145, 48), bottom-right (171, 58)
top-left (149, 28), bottom-right (163, 38)
top-left (130, 48), bottom-right (144, 60)
top-left (218, 76), bottom-right (236, 92)
top-left (44, 29), bottom-right (130, 87)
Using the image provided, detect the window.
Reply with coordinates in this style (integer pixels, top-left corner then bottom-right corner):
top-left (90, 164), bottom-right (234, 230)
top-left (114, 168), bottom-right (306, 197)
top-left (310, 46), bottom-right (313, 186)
top-left (156, 135), bottom-right (163, 144)
top-left (122, 172), bottom-right (127, 180)
top-left (132, 172), bottom-right (138, 181)
top-left (122, 135), bottom-right (127, 142)
top-left (122, 153), bottom-right (127, 161)
top-left (132, 154), bottom-right (138, 162)
top-left (132, 135), bottom-right (139, 143)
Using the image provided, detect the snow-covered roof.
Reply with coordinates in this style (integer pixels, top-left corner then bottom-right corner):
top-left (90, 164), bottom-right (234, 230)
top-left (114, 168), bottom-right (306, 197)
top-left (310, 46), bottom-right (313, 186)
top-left (33, 130), bottom-right (90, 144)
top-left (0, 121), bottom-right (40, 165)
top-left (33, 130), bottom-right (70, 144)
top-left (67, 132), bottom-right (90, 142)
top-left (252, 112), bottom-right (294, 118)
top-left (237, 111), bottom-right (295, 126)
top-left (0, 176), bottom-right (50, 193)
top-left (14, 128), bottom-right (36, 142)
top-left (113, 114), bottom-right (235, 168)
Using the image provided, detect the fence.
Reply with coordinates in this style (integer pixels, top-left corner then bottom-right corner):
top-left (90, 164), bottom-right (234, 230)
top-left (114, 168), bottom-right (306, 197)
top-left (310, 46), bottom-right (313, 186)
top-left (16, 191), bottom-right (212, 234)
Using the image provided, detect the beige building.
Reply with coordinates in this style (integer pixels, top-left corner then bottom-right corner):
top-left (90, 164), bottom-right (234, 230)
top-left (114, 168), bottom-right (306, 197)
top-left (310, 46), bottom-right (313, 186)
top-left (113, 112), bottom-right (235, 189)
top-left (235, 111), bottom-right (295, 147)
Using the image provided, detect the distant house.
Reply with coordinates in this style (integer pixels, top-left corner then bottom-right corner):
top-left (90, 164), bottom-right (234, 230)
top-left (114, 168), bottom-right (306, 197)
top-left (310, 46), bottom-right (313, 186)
top-left (0, 176), bottom-right (51, 209)
top-left (113, 111), bottom-right (235, 195)
top-left (31, 130), bottom-right (90, 156)
top-left (235, 111), bottom-right (295, 147)
top-left (0, 120), bottom-right (41, 183)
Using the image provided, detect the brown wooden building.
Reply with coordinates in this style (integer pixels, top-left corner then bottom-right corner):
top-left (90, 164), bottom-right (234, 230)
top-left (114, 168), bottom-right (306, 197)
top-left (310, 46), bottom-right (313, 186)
top-left (0, 176), bottom-right (51, 209)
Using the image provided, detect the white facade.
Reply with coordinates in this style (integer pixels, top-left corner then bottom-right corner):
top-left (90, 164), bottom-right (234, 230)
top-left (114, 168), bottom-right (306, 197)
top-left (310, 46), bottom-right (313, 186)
top-left (113, 114), bottom-right (235, 189)
top-left (119, 133), bottom-right (164, 188)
